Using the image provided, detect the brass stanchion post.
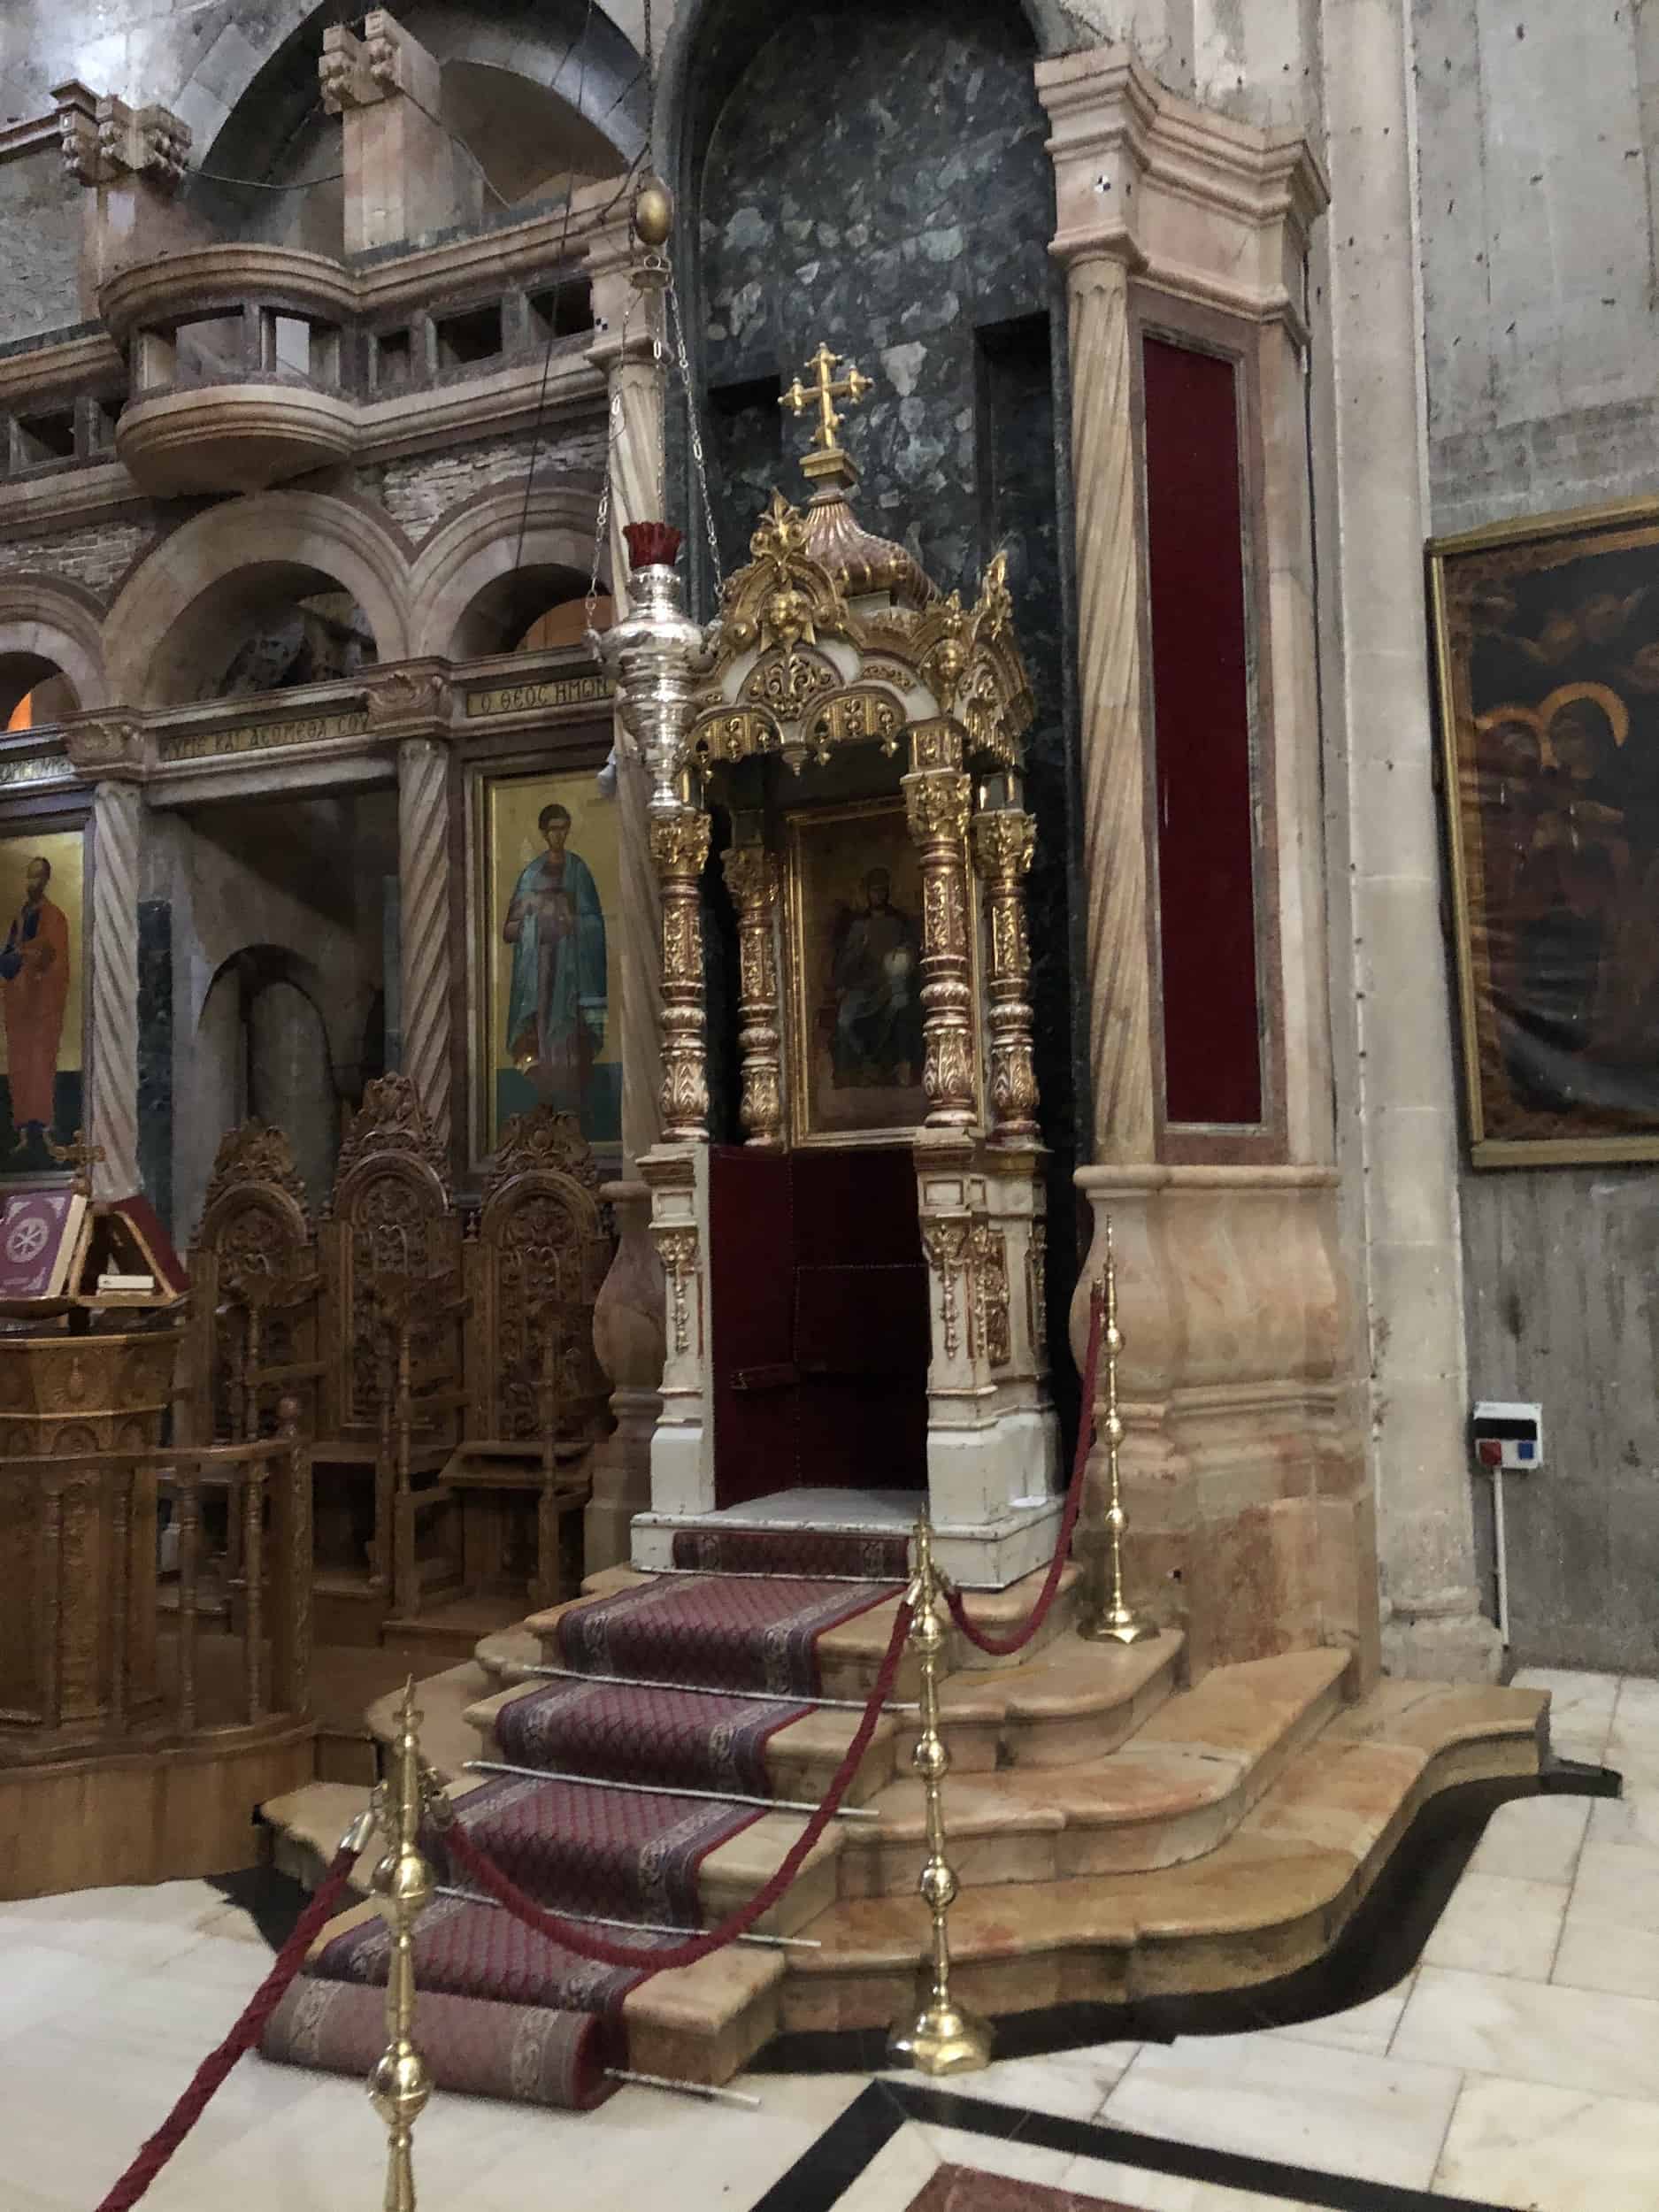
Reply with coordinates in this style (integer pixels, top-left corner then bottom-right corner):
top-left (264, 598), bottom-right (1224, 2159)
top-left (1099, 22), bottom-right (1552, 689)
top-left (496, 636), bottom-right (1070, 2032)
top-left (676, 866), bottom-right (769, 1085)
top-left (1080, 1222), bottom-right (1156, 1646)
top-left (368, 1680), bottom-right (435, 2212)
top-left (887, 1513), bottom-right (991, 2075)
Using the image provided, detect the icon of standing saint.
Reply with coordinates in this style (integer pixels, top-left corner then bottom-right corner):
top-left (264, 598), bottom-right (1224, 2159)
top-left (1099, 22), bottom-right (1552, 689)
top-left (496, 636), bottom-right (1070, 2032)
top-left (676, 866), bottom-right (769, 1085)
top-left (502, 803), bottom-right (608, 1120)
top-left (0, 856), bottom-right (70, 1154)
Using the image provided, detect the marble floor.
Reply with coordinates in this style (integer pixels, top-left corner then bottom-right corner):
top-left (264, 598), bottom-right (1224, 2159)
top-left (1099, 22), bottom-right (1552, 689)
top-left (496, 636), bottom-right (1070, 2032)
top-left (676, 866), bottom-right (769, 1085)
top-left (1, 1666), bottom-right (1654, 2212)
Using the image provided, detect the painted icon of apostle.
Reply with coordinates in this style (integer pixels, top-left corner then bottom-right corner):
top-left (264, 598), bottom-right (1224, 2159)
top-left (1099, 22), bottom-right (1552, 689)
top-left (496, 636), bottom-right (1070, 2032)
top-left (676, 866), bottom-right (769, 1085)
top-left (0, 856), bottom-right (69, 1149)
top-left (503, 803), bottom-right (607, 1118)
top-left (828, 866), bottom-right (924, 1088)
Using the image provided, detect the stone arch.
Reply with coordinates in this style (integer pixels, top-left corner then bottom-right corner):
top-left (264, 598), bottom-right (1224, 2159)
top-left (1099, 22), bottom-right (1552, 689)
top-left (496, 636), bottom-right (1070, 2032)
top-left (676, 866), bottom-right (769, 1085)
top-left (103, 492), bottom-right (413, 706)
top-left (0, 575), bottom-right (108, 723)
top-left (408, 486), bottom-right (605, 662)
top-left (182, 0), bottom-right (646, 243)
top-left (657, 0), bottom-right (1064, 179)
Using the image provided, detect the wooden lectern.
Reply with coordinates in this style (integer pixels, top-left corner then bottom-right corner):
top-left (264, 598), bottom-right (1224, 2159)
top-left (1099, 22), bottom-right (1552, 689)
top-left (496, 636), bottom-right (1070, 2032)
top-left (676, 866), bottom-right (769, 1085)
top-left (0, 1141), bottom-right (189, 1752)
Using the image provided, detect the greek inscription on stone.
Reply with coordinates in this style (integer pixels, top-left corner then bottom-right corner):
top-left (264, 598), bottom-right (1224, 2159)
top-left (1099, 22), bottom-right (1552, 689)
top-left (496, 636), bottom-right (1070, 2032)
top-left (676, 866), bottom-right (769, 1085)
top-left (159, 710), bottom-right (371, 764)
top-left (0, 756), bottom-right (63, 788)
top-left (465, 676), bottom-right (616, 718)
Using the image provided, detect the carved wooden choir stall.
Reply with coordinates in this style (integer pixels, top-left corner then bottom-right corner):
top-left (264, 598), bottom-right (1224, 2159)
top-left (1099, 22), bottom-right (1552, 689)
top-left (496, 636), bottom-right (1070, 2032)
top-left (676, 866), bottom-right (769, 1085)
top-left (184, 1083), bottom-right (611, 1651)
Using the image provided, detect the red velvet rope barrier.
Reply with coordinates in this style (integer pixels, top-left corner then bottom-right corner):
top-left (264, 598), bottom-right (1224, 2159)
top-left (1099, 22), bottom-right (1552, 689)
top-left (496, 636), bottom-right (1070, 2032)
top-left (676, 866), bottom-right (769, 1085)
top-left (442, 1593), bottom-right (916, 1979)
top-left (95, 1839), bottom-right (361, 2212)
top-left (943, 1281), bottom-right (1105, 1659)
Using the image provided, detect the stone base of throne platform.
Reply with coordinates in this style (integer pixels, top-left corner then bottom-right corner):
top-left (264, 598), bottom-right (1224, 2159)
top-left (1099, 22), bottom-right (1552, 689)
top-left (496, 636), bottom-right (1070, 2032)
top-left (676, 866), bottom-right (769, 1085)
top-left (261, 1557), bottom-right (1548, 2101)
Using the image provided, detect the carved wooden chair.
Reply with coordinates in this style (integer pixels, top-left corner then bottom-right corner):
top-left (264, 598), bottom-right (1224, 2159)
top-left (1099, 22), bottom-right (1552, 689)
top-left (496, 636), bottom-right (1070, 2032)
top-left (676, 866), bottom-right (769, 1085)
top-left (185, 1121), bottom-right (318, 1450)
top-left (311, 1074), bottom-right (465, 1641)
top-left (426, 1110), bottom-right (612, 1615)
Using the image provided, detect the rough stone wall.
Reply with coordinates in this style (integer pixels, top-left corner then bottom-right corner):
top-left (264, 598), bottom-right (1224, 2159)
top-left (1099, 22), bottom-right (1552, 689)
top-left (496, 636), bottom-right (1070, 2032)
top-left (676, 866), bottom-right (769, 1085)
top-left (370, 426), bottom-right (608, 543)
top-left (0, 148), bottom-right (84, 347)
top-left (1414, 0), bottom-right (1659, 1671)
top-left (8, 520), bottom-right (155, 603)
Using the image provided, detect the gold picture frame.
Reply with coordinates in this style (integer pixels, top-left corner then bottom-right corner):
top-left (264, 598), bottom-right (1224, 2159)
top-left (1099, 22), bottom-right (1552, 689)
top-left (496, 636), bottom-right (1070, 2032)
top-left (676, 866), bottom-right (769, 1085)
top-left (784, 795), bottom-right (960, 1148)
top-left (0, 826), bottom-right (87, 1182)
top-left (1430, 492), bottom-right (1659, 1165)
top-left (470, 763), bottom-right (621, 1171)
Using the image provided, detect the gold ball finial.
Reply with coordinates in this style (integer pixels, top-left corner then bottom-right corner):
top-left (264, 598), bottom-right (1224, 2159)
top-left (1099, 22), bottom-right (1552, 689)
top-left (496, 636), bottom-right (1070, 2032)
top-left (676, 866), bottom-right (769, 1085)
top-left (634, 176), bottom-right (673, 249)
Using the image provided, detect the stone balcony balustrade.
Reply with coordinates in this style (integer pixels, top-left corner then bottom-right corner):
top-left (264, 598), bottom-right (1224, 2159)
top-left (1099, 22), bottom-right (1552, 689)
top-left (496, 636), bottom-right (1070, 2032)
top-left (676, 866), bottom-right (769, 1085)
top-left (96, 237), bottom-right (594, 499)
top-left (103, 247), bottom-right (358, 495)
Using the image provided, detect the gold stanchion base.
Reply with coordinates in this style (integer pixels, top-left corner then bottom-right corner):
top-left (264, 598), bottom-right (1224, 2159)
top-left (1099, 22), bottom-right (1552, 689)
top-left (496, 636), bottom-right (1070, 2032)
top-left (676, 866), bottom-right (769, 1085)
top-left (887, 2000), bottom-right (994, 2076)
top-left (1079, 1606), bottom-right (1158, 1646)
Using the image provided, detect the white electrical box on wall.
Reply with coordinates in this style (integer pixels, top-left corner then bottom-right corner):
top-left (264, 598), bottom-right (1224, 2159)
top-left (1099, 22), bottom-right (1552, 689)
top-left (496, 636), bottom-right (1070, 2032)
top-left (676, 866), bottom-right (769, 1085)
top-left (1471, 1401), bottom-right (1543, 1473)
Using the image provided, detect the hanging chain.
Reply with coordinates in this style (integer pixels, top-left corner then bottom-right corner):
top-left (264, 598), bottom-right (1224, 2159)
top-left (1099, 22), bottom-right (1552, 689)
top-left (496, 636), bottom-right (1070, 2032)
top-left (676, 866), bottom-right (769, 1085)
top-left (667, 267), bottom-right (722, 592)
top-left (588, 285), bottom-right (641, 625)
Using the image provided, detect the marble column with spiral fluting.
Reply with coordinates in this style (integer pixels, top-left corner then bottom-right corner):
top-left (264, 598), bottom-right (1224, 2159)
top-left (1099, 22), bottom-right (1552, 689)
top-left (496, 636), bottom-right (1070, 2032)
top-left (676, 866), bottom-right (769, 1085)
top-left (88, 775), bottom-right (143, 1197)
top-left (1060, 249), bottom-right (1157, 1163)
top-left (396, 735), bottom-right (453, 1156)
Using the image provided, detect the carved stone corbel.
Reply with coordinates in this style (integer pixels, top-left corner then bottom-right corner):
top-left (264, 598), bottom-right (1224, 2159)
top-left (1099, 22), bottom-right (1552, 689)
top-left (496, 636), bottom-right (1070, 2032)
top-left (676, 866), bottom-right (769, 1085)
top-left (365, 664), bottom-right (453, 742)
top-left (64, 716), bottom-right (147, 783)
top-left (87, 96), bottom-right (191, 190)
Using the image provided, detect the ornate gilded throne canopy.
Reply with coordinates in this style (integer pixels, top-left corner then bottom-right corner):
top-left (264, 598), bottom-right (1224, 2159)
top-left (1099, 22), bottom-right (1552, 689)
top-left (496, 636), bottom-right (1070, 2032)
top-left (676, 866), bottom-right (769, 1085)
top-left (687, 343), bottom-right (1037, 784)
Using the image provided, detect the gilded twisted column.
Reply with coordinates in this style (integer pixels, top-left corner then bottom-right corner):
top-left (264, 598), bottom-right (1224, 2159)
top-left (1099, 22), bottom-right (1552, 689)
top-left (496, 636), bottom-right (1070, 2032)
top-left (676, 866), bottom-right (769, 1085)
top-left (904, 746), bottom-right (976, 1130)
top-left (88, 773), bottom-right (143, 1196)
top-left (721, 843), bottom-right (784, 1148)
top-left (1064, 252), bottom-right (1156, 1161)
top-left (971, 808), bottom-right (1039, 1142)
top-left (396, 734), bottom-right (453, 1155)
top-left (651, 806), bottom-right (711, 1141)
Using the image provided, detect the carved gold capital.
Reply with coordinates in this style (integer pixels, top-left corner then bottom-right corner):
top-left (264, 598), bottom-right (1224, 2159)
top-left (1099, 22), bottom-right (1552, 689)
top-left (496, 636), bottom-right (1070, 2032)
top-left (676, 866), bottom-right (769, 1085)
top-left (972, 809), bottom-right (1035, 881)
top-left (904, 769), bottom-right (971, 848)
top-left (649, 810), bottom-right (713, 879)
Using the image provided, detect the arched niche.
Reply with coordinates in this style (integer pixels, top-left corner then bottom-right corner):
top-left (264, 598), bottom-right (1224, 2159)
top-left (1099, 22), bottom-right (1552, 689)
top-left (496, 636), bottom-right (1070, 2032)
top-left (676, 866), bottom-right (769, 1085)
top-left (663, 0), bottom-right (1085, 1434)
top-left (0, 576), bottom-right (107, 725)
top-left (181, 0), bottom-right (645, 251)
top-left (103, 492), bottom-right (412, 707)
top-left (407, 487), bottom-right (604, 661)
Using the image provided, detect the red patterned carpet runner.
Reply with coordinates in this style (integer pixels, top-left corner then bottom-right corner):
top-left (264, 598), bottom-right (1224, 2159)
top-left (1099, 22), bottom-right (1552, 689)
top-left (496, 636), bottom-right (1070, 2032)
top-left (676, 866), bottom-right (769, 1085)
top-left (277, 1567), bottom-right (901, 2107)
top-left (261, 1976), bottom-right (620, 2109)
top-left (495, 1675), bottom-right (806, 1795)
top-left (312, 1891), bottom-right (669, 2016)
top-left (555, 1571), bottom-right (891, 1696)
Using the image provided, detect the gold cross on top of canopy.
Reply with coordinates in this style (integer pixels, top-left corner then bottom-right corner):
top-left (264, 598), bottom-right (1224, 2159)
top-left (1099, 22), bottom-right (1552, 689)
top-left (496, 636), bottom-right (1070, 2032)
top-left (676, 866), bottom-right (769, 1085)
top-left (780, 342), bottom-right (874, 454)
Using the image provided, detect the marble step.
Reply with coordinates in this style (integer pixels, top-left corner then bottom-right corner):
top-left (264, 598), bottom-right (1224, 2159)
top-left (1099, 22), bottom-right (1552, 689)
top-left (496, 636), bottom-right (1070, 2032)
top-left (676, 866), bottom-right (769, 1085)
top-left (775, 1678), bottom-right (1551, 2035)
top-left (473, 1625), bottom-right (541, 1689)
top-left (840, 1647), bottom-right (1351, 1895)
top-left (259, 1779), bottom-right (376, 1894)
top-left (893, 1627), bottom-right (1183, 1772)
top-left (462, 1678), bottom-right (902, 1809)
